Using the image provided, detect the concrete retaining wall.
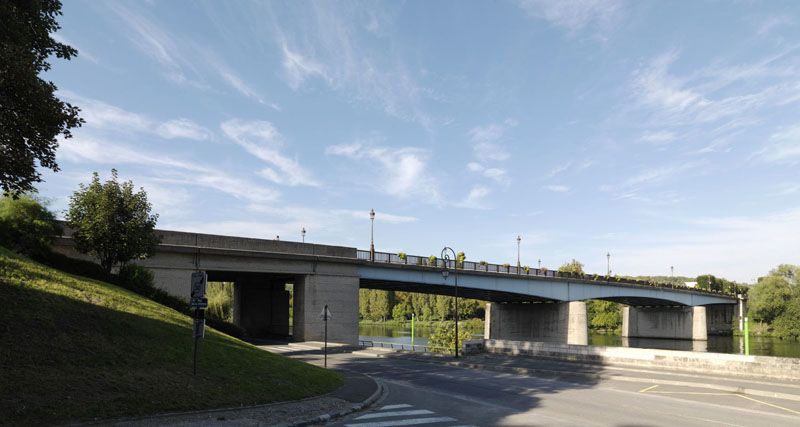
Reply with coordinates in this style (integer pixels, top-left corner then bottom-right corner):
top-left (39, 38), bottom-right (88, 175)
top-left (484, 339), bottom-right (800, 381)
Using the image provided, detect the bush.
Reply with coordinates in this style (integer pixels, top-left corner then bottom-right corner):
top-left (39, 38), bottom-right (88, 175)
top-left (428, 322), bottom-right (474, 355)
top-left (207, 282), bottom-right (234, 323)
top-left (398, 252), bottom-right (407, 260)
top-left (0, 195), bottom-right (62, 258)
top-left (428, 255), bottom-right (437, 266)
top-left (36, 250), bottom-right (114, 283)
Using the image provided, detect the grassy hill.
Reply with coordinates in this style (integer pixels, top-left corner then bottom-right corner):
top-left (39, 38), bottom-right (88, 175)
top-left (0, 246), bottom-right (342, 426)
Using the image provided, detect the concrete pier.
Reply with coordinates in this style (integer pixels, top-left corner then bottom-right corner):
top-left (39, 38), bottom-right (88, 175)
top-left (622, 306), bottom-right (708, 341)
top-left (484, 301), bottom-right (588, 345)
top-left (293, 273), bottom-right (359, 345)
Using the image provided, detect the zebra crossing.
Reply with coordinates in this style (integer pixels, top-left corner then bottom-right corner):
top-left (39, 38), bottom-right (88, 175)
top-left (343, 403), bottom-right (477, 427)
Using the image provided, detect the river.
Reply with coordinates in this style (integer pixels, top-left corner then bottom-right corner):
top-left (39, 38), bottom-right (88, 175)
top-left (359, 322), bottom-right (800, 358)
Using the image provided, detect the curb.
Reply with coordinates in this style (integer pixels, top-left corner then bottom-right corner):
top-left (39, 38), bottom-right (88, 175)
top-left (386, 353), bottom-right (800, 404)
top-left (283, 377), bottom-right (384, 427)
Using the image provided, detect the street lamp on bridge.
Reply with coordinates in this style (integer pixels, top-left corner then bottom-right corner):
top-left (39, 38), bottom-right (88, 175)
top-left (606, 252), bottom-right (611, 276)
top-left (516, 235), bottom-right (521, 268)
top-left (369, 209), bottom-right (375, 261)
top-left (301, 227), bottom-right (306, 243)
top-left (441, 246), bottom-right (459, 358)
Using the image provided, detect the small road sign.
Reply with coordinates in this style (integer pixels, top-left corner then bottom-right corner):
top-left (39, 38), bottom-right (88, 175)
top-left (190, 271), bottom-right (207, 300)
top-left (319, 306), bottom-right (332, 321)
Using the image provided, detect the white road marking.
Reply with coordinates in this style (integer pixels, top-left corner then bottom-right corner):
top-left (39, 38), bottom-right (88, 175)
top-left (355, 410), bottom-right (434, 420)
top-left (379, 404), bottom-right (413, 410)
top-left (345, 417), bottom-right (457, 427)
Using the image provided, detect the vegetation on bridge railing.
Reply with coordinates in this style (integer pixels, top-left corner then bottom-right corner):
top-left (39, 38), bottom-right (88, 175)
top-left (358, 249), bottom-right (740, 297)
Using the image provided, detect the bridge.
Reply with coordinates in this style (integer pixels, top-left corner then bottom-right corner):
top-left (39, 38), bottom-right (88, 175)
top-left (52, 226), bottom-right (738, 346)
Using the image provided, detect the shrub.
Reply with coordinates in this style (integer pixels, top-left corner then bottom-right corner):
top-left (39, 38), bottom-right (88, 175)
top-left (428, 255), bottom-right (437, 266)
top-left (207, 282), bottom-right (234, 323)
top-left (398, 252), bottom-right (407, 260)
top-left (502, 263), bottom-right (510, 268)
top-left (428, 322), bottom-right (474, 355)
top-left (0, 195), bottom-right (62, 258)
top-left (524, 265), bottom-right (530, 273)
top-left (36, 250), bottom-right (114, 283)
top-left (479, 260), bottom-right (487, 266)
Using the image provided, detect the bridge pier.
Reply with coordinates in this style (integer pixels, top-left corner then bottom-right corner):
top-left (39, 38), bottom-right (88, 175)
top-left (622, 306), bottom-right (708, 341)
top-left (293, 273), bottom-right (359, 345)
top-left (233, 276), bottom-right (290, 337)
top-left (484, 301), bottom-right (588, 345)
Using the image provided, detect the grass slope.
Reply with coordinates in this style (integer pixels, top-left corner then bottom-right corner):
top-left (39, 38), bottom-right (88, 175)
top-left (0, 247), bottom-right (342, 426)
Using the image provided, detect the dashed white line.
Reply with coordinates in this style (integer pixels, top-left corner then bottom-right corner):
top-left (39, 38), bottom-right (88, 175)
top-left (355, 410), bottom-right (434, 420)
top-left (344, 417), bottom-right (457, 427)
top-left (379, 404), bottom-right (413, 410)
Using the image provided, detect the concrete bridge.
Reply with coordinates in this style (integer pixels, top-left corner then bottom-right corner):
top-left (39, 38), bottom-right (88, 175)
top-left (52, 227), bottom-right (738, 346)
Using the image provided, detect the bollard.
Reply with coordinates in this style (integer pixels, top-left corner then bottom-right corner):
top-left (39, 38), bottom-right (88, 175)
top-left (744, 316), bottom-right (750, 356)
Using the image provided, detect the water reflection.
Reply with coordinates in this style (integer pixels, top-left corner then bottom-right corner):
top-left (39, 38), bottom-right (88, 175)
top-left (358, 323), bottom-right (800, 358)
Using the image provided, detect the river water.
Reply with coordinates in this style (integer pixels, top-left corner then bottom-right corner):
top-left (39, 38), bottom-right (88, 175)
top-left (359, 323), bottom-right (800, 358)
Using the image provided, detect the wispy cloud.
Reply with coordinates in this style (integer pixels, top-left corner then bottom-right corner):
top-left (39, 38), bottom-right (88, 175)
top-left (326, 141), bottom-right (439, 202)
top-left (221, 119), bottom-right (319, 187)
top-left (601, 161), bottom-right (704, 194)
top-left (640, 130), bottom-right (675, 145)
top-left (468, 119), bottom-right (517, 161)
top-left (157, 119), bottom-right (212, 141)
top-left (753, 125), bottom-right (800, 164)
top-left (58, 136), bottom-right (279, 203)
top-left (516, 0), bottom-right (625, 37)
top-left (457, 185), bottom-right (492, 209)
top-left (466, 162), bottom-right (510, 185)
top-left (52, 33), bottom-right (99, 64)
top-left (543, 184), bottom-right (570, 193)
top-left (60, 91), bottom-right (212, 141)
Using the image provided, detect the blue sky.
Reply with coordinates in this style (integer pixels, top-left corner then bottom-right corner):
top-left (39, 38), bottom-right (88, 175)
top-left (40, 1), bottom-right (800, 283)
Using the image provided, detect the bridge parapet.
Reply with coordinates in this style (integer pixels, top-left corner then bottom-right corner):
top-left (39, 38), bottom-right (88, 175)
top-left (358, 249), bottom-right (738, 300)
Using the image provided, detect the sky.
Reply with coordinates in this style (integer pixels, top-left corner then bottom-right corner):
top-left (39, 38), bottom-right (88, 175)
top-left (38, 0), bottom-right (800, 283)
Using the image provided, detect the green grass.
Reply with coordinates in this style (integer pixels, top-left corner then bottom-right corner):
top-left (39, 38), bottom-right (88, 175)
top-left (0, 247), bottom-right (342, 426)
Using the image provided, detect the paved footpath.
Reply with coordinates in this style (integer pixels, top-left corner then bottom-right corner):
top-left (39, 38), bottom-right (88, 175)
top-left (260, 343), bottom-right (800, 427)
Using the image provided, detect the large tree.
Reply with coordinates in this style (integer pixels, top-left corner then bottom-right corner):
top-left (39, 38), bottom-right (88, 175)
top-left (558, 259), bottom-right (585, 274)
top-left (66, 170), bottom-right (159, 273)
top-left (1, 0), bottom-right (82, 195)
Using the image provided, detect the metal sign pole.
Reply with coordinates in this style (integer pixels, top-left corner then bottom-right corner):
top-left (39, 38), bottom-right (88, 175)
top-left (193, 309), bottom-right (199, 376)
top-left (324, 304), bottom-right (328, 368)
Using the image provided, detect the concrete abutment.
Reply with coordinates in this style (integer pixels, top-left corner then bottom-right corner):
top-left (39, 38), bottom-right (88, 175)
top-left (293, 273), bottom-right (359, 345)
top-left (484, 301), bottom-right (588, 345)
top-left (622, 305), bottom-right (734, 341)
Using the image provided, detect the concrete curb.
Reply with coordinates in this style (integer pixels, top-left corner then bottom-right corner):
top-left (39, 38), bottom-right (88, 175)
top-left (385, 353), bottom-right (800, 404)
top-left (282, 377), bottom-right (384, 427)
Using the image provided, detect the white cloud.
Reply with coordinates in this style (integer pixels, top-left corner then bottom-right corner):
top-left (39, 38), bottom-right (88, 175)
top-left (754, 125), bottom-right (800, 164)
top-left (281, 41), bottom-right (331, 90)
top-left (757, 15), bottom-right (793, 37)
top-left (466, 162), bottom-right (484, 172)
top-left (543, 184), bottom-right (570, 193)
top-left (600, 162), bottom-right (704, 196)
top-left (517, 0), bottom-right (624, 35)
top-left (466, 162), bottom-right (510, 185)
top-left (58, 136), bottom-right (279, 203)
top-left (52, 33), bottom-right (99, 64)
top-left (326, 141), bottom-right (439, 201)
top-left (156, 119), bottom-right (212, 141)
top-left (221, 119), bottom-right (319, 187)
top-left (457, 185), bottom-right (492, 209)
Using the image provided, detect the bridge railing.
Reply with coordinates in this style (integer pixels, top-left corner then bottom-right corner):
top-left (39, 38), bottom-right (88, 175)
top-left (356, 249), bottom-right (735, 297)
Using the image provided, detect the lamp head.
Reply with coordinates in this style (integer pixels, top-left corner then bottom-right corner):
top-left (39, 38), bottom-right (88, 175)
top-left (370, 208), bottom-right (375, 219)
top-left (442, 269), bottom-right (449, 279)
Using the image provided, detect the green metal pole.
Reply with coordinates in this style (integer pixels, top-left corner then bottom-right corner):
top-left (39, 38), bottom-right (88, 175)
top-left (744, 316), bottom-right (750, 356)
top-left (411, 313), bottom-right (415, 350)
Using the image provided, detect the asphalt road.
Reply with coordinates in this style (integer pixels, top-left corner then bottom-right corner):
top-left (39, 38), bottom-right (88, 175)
top-left (262, 346), bottom-right (800, 427)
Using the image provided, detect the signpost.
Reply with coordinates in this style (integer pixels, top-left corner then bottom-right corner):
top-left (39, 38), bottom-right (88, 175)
top-left (190, 271), bottom-right (208, 375)
top-left (319, 305), bottom-right (332, 368)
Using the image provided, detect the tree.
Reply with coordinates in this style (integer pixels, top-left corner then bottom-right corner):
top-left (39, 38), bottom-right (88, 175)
top-left (0, 194), bottom-right (61, 257)
top-left (66, 170), bottom-right (159, 273)
top-left (558, 259), bottom-right (584, 275)
top-left (587, 300), bottom-right (621, 331)
top-left (769, 264), bottom-right (800, 287)
top-left (748, 275), bottom-right (793, 324)
top-left (1, 0), bottom-right (83, 195)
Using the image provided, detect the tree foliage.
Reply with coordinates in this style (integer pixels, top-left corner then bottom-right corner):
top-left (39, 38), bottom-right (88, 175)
top-left (587, 300), bottom-right (621, 331)
top-left (66, 170), bottom-right (159, 273)
top-left (749, 275), bottom-right (793, 324)
top-left (428, 321), bottom-right (474, 354)
top-left (358, 289), bottom-right (483, 322)
top-left (1, 0), bottom-right (83, 195)
top-left (0, 194), bottom-right (61, 257)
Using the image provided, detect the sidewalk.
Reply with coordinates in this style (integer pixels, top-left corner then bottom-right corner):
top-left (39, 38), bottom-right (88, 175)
top-left (89, 370), bottom-right (381, 427)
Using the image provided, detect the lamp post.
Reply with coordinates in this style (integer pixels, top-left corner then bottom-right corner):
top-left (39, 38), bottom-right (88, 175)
top-left (301, 227), bottom-right (306, 243)
top-left (516, 235), bottom-right (521, 268)
top-left (441, 246), bottom-right (459, 358)
top-left (606, 252), bottom-right (611, 276)
top-left (670, 265), bottom-right (674, 278)
top-left (369, 209), bottom-right (375, 261)
top-left (538, 258), bottom-right (541, 269)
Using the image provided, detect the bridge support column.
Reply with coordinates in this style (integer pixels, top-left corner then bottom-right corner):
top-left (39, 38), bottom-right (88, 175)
top-left (622, 306), bottom-right (708, 341)
top-left (233, 277), bottom-right (290, 337)
top-left (484, 301), bottom-right (588, 345)
top-left (293, 273), bottom-right (359, 345)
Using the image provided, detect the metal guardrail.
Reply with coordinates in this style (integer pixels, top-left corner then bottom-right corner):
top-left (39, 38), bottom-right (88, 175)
top-left (357, 249), bottom-right (736, 297)
top-left (359, 339), bottom-right (449, 353)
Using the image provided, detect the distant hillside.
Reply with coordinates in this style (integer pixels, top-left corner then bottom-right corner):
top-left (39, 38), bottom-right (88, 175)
top-left (0, 246), bottom-right (341, 426)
